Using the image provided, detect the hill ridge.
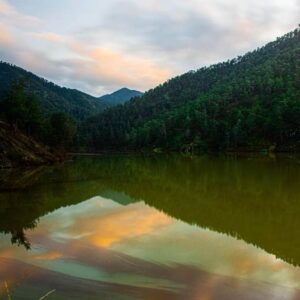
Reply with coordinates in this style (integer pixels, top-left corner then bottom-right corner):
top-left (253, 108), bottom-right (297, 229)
top-left (82, 27), bottom-right (300, 152)
top-left (0, 61), bottom-right (107, 120)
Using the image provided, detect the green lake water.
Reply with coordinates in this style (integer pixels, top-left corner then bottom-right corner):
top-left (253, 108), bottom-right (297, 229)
top-left (0, 154), bottom-right (300, 299)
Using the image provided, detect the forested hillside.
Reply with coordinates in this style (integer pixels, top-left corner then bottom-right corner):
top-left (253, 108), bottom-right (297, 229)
top-left (0, 62), bottom-right (107, 120)
top-left (0, 80), bottom-right (79, 160)
top-left (82, 27), bottom-right (300, 152)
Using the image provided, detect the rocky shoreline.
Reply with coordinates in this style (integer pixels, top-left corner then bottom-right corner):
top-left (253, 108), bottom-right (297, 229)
top-left (0, 121), bottom-right (62, 169)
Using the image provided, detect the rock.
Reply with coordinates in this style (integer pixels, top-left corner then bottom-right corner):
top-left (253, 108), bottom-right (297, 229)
top-left (0, 121), bottom-right (62, 169)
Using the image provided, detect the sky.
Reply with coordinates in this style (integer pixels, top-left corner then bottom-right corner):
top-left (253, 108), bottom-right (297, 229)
top-left (0, 0), bottom-right (299, 96)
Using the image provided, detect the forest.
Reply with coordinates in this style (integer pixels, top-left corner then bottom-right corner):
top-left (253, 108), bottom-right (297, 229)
top-left (0, 27), bottom-right (299, 154)
top-left (0, 61), bottom-right (107, 121)
top-left (81, 27), bottom-right (300, 152)
top-left (0, 80), bottom-right (77, 151)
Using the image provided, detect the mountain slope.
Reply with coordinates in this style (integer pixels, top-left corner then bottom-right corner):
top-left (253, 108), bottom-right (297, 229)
top-left (99, 88), bottom-right (143, 105)
top-left (0, 62), bottom-right (107, 120)
top-left (82, 27), bottom-right (300, 152)
top-left (0, 121), bottom-right (60, 169)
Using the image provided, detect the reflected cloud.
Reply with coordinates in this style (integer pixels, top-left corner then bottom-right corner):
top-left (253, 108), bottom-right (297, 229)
top-left (0, 194), bottom-right (300, 299)
top-left (1, 196), bottom-right (300, 295)
top-left (35, 198), bottom-right (172, 248)
top-left (33, 251), bottom-right (63, 261)
top-left (80, 202), bottom-right (171, 247)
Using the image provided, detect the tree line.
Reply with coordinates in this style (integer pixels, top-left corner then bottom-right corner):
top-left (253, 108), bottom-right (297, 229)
top-left (80, 27), bottom-right (300, 152)
top-left (0, 80), bottom-right (76, 151)
top-left (1, 27), bottom-right (299, 153)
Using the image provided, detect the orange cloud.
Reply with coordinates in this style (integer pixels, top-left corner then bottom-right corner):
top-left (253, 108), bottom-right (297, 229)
top-left (33, 251), bottom-right (63, 261)
top-left (88, 47), bottom-right (170, 89)
top-left (64, 202), bottom-right (172, 248)
top-left (30, 32), bottom-right (64, 43)
top-left (0, 0), bottom-right (14, 15)
top-left (16, 32), bottom-right (171, 92)
top-left (92, 206), bottom-right (171, 247)
top-left (0, 0), bottom-right (40, 27)
top-left (0, 23), bottom-right (14, 45)
top-left (65, 40), bottom-right (171, 91)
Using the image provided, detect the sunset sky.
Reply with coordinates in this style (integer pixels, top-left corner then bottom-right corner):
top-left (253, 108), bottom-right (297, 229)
top-left (0, 0), bottom-right (299, 95)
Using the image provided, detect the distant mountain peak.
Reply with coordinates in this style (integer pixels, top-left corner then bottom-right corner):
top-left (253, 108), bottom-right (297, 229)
top-left (99, 88), bottom-right (143, 105)
top-left (117, 87), bottom-right (132, 92)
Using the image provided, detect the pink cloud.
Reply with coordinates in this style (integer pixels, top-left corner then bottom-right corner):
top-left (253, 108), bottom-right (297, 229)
top-left (0, 0), bottom-right (41, 27)
top-left (0, 23), bottom-right (15, 46)
top-left (0, 0), bottom-right (14, 15)
top-left (30, 32), bottom-right (65, 43)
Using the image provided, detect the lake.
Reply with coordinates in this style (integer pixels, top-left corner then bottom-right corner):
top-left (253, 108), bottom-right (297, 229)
top-left (0, 154), bottom-right (300, 300)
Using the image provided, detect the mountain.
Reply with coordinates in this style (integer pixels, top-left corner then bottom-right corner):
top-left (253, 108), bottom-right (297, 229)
top-left (99, 88), bottom-right (143, 105)
top-left (82, 27), bottom-right (300, 152)
top-left (0, 121), bottom-right (61, 169)
top-left (0, 62), bottom-right (107, 120)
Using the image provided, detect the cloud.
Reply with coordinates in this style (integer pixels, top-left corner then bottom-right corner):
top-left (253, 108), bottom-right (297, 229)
top-left (2, 25), bottom-right (171, 95)
top-left (0, 23), bottom-right (15, 46)
top-left (54, 200), bottom-right (172, 248)
top-left (33, 251), bottom-right (63, 261)
top-left (2, 195), bottom-right (300, 295)
top-left (0, 0), bottom-right (13, 14)
top-left (0, 0), bottom-right (41, 27)
top-left (29, 32), bottom-right (65, 43)
top-left (0, 0), bottom-right (299, 95)
top-left (0, 0), bottom-right (171, 95)
top-left (80, 0), bottom-right (300, 71)
top-left (68, 45), bottom-right (171, 92)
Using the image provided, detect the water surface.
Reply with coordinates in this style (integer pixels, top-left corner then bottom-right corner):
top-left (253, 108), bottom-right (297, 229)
top-left (0, 154), bottom-right (300, 299)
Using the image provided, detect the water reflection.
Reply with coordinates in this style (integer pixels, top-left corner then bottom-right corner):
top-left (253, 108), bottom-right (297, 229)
top-left (0, 154), bottom-right (300, 299)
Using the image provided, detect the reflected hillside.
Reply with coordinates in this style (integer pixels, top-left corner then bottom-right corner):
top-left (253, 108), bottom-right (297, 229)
top-left (0, 154), bottom-right (300, 266)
